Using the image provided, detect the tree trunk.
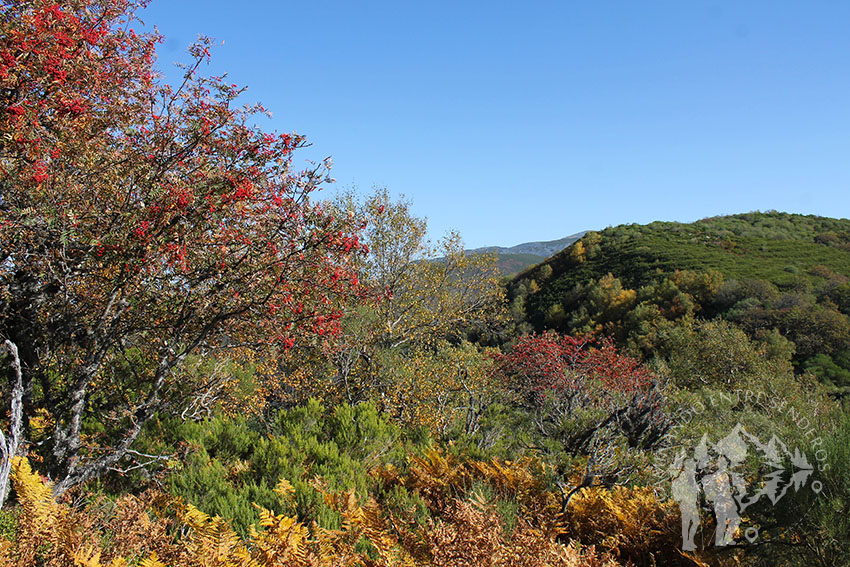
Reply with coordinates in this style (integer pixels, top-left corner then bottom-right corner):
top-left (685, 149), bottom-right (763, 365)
top-left (49, 352), bottom-right (178, 497)
top-left (0, 340), bottom-right (25, 508)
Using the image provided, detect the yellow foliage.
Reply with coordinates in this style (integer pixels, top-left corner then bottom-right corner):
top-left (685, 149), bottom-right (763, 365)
top-left (4, 456), bottom-right (81, 567)
top-left (1, 458), bottom-right (419, 567)
top-left (561, 486), bottom-right (688, 567)
top-left (570, 241), bottom-right (587, 264)
top-left (178, 503), bottom-right (255, 566)
top-left (248, 505), bottom-right (310, 566)
top-left (139, 554), bottom-right (165, 567)
top-left (10, 456), bottom-right (54, 524)
top-left (3, 456), bottom-right (719, 567)
top-left (590, 274), bottom-right (637, 323)
top-left (397, 449), bottom-right (558, 520)
top-left (275, 477), bottom-right (296, 500)
top-left (376, 341), bottom-right (501, 434)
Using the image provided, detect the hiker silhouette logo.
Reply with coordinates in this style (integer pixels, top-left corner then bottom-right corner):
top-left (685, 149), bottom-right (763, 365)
top-left (670, 423), bottom-right (820, 550)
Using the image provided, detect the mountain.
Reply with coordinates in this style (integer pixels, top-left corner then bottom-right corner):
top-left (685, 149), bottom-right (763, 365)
top-left (508, 211), bottom-right (850, 389)
top-left (517, 212), bottom-right (850, 295)
top-left (469, 232), bottom-right (586, 275)
top-left (471, 232), bottom-right (588, 258)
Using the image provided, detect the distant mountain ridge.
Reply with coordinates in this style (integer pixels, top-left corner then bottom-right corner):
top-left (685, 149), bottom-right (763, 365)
top-left (468, 232), bottom-right (587, 275)
top-left (471, 232), bottom-right (587, 257)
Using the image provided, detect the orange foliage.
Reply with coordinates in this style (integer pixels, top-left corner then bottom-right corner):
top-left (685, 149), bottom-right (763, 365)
top-left (560, 486), bottom-right (712, 567)
top-left (2, 456), bottom-right (631, 567)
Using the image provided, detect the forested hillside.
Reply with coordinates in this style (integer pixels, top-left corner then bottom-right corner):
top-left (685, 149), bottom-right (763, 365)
top-left (1, 3), bottom-right (849, 567)
top-left (510, 212), bottom-right (850, 394)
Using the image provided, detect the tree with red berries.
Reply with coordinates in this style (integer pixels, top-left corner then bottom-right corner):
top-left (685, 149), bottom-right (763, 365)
top-left (493, 332), bottom-right (672, 500)
top-left (0, 0), bottom-right (364, 496)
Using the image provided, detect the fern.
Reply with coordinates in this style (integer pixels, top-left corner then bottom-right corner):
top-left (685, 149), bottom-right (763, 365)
top-left (7, 456), bottom-right (79, 566)
top-left (179, 502), bottom-right (255, 566)
top-left (10, 456), bottom-right (55, 527)
top-left (561, 486), bottom-right (683, 567)
top-left (248, 504), bottom-right (310, 565)
top-left (139, 553), bottom-right (165, 567)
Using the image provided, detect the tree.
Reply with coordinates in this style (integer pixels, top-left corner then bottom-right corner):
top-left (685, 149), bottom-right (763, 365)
top-left (0, 340), bottom-right (23, 506)
top-left (492, 332), bottom-right (672, 497)
top-left (658, 319), bottom-right (791, 389)
top-left (377, 340), bottom-right (501, 435)
top-left (569, 241), bottom-right (586, 264)
top-left (310, 187), bottom-right (505, 406)
top-left (350, 187), bottom-right (504, 349)
top-left (0, 0), bottom-right (365, 495)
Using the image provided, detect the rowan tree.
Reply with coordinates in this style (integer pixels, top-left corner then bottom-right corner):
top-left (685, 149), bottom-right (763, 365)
top-left (0, 0), bottom-right (365, 496)
top-left (492, 332), bottom-right (672, 493)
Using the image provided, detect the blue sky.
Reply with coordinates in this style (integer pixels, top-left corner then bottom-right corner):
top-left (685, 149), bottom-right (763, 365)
top-left (139, 1), bottom-right (850, 248)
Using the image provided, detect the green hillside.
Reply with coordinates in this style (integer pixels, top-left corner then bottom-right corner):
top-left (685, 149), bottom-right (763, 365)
top-left (509, 212), bottom-right (850, 389)
top-left (527, 212), bottom-right (850, 290)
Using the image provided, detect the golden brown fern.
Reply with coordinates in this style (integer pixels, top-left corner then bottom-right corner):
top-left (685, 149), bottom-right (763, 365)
top-left (178, 502), bottom-right (256, 567)
top-left (248, 504), bottom-right (310, 566)
top-left (561, 486), bottom-right (687, 567)
top-left (7, 456), bottom-right (82, 567)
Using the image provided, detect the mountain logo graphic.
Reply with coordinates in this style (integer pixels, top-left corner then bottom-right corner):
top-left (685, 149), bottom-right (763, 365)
top-left (670, 423), bottom-right (820, 550)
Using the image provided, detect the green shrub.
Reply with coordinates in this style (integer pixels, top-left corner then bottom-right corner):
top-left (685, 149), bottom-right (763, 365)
top-left (142, 400), bottom-right (425, 534)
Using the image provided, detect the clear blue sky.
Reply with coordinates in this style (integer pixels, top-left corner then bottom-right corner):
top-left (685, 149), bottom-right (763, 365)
top-left (139, 1), bottom-right (850, 248)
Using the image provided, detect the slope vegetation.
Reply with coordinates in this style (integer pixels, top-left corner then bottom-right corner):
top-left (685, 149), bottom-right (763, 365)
top-left (509, 212), bottom-right (850, 390)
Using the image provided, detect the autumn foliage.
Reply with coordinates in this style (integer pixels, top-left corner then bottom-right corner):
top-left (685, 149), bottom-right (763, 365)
top-left (1, 3), bottom-right (846, 567)
top-left (560, 486), bottom-right (685, 567)
top-left (1, 455), bottom-right (632, 567)
top-left (0, 0), bottom-right (365, 493)
top-left (493, 332), bottom-right (653, 405)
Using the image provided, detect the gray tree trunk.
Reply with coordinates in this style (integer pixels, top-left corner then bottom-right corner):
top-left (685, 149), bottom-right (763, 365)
top-left (0, 340), bottom-right (25, 508)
